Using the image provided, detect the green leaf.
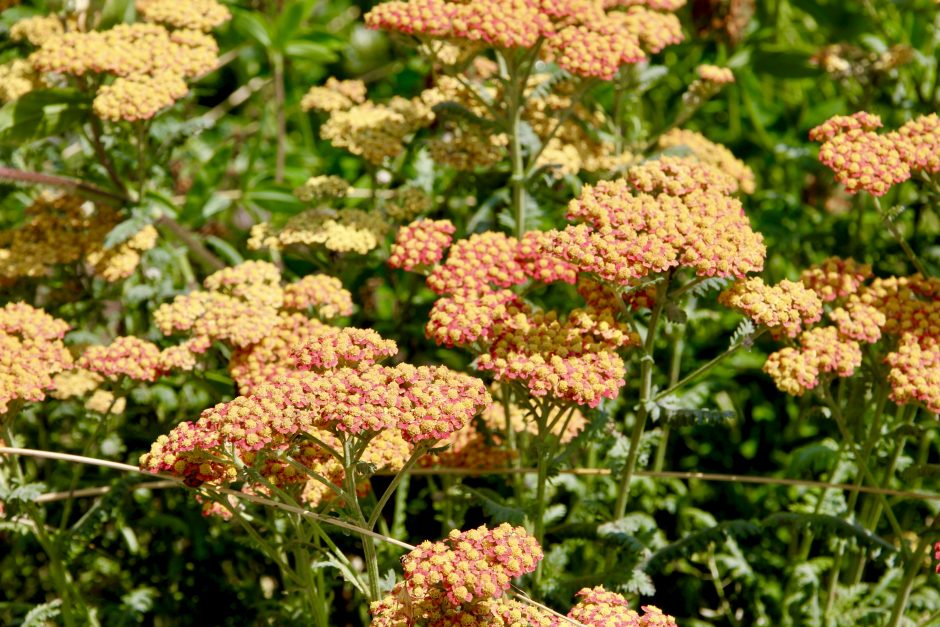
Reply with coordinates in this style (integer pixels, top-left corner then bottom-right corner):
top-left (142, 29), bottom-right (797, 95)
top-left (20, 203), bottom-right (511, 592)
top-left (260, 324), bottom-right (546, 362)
top-left (104, 212), bottom-right (152, 250)
top-left (233, 10), bottom-right (273, 48)
top-left (22, 600), bottom-right (62, 627)
top-left (0, 89), bottom-right (91, 146)
top-left (96, 0), bottom-right (135, 29)
top-left (284, 40), bottom-right (338, 63)
top-left (750, 48), bottom-right (822, 79)
top-left (457, 486), bottom-right (526, 525)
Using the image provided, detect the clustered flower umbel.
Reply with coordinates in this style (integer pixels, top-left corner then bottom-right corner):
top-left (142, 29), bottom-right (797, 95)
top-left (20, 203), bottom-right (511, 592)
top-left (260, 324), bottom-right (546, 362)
top-left (0, 303), bottom-right (72, 414)
top-left (23, 2), bottom-right (228, 121)
top-left (567, 586), bottom-right (678, 626)
top-left (388, 220), bottom-right (637, 407)
top-left (544, 157), bottom-right (766, 285)
top-left (249, 208), bottom-right (391, 255)
top-left (658, 129), bottom-right (756, 194)
top-left (372, 535), bottom-right (677, 627)
top-left (371, 524), bottom-right (551, 625)
top-left (810, 111), bottom-right (940, 196)
top-left (139, 324), bottom-right (490, 503)
top-left (155, 261), bottom-right (357, 391)
top-left (366, 0), bottom-right (686, 81)
top-left (728, 256), bottom-right (940, 409)
top-left (0, 194), bottom-right (157, 284)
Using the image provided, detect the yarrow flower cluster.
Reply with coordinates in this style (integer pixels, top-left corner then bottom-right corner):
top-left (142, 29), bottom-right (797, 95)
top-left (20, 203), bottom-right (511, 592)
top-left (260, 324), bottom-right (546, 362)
top-left (388, 219), bottom-right (636, 407)
top-left (0, 194), bottom-right (157, 283)
top-left (28, 15), bottom-right (226, 121)
top-left (371, 524), bottom-right (546, 625)
top-left (365, 0), bottom-right (685, 81)
top-left (719, 277), bottom-right (823, 338)
top-left (567, 586), bottom-right (678, 626)
top-left (0, 303), bottom-right (72, 414)
top-left (387, 219), bottom-right (456, 271)
top-left (544, 158), bottom-right (765, 285)
top-left (155, 261), bottom-right (356, 379)
top-left (807, 111), bottom-right (940, 195)
top-left (319, 96), bottom-right (435, 164)
top-left (135, 0), bottom-right (231, 32)
top-left (658, 129), bottom-right (756, 194)
top-left (746, 258), bottom-right (939, 405)
top-left (77, 336), bottom-right (166, 382)
top-left (300, 77), bottom-right (367, 113)
top-left (140, 324), bottom-right (490, 500)
top-left (294, 175), bottom-right (351, 202)
top-left (249, 209), bottom-right (390, 255)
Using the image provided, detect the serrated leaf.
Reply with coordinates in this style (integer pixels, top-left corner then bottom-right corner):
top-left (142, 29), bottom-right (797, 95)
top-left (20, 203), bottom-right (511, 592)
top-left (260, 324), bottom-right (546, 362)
top-left (22, 600), bottom-right (62, 627)
top-left (457, 486), bottom-right (525, 525)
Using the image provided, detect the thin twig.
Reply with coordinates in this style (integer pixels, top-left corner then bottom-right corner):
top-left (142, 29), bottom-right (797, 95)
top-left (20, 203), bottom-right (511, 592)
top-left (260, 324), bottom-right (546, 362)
top-left (155, 215), bottom-right (226, 272)
top-left (0, 167), bottom-right (127, 205)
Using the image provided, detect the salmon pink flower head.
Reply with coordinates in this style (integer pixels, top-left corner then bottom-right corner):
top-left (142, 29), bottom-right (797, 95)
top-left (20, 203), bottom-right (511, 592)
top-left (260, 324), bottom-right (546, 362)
top-left (400, 523), bottom-right (543, 606)
top-left (0, 303), bottom-right (72, 414)
top-left (78, 336), bottom-right (166, 382)
top-left (894, 113), bottom-right (940, 174)
top-left (388, 219), bottom-right (456, 272)
top-left (800, 256), bottom-right (872, 302)
top-left (763, 347), bottom-right (820, 397)
top-left (817, 128), bottom-right (910, 196)
top-left (885, 333), bottom-right (940, 413)
top-left (545, 164), bottom-right (765, 286)
top-left (809, 111), bottom-right (883, 142)
top-left (291, 327), bottom-right (398, 370)
top-left (567, 586), bottom-right (678, 626)
top-left (281, 274), bottom-right (354, 318)
top-left (719, 277), bottom-right (823, 338)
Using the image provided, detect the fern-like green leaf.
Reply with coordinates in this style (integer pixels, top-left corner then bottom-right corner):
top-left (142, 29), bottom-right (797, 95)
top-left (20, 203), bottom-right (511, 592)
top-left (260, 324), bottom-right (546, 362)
top-left (644, 519), bottom-right (761, 572)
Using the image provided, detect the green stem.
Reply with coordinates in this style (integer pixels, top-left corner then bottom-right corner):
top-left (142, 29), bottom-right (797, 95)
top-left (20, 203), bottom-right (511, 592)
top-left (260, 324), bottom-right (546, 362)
top-left (887, 516), bottom-right (940, 627)
top-left (343, 439), bottom-right (381, 602)
top-left (508, 70), bottom-right (527, 238)
top-left (613, 276), bottom-right (669, 519)
top-left (654, 305), bottom-right (690, 472)
top-left (367, 442), bottom-right (430, 530)
top-left (2, 423), bottom-right (86, 626)
top-left (653, 328), bottom-right (768, 403)
top-left (874, 197), bottom-right (931, 277)
top-left (822, 383), bottom-right (887, 619)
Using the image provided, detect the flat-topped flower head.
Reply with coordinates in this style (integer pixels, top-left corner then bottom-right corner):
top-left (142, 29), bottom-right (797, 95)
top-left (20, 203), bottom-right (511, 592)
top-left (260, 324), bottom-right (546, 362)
top-left (567, 586), bottom-right (678, 626)
top-left (627, 156), bottom-right (739, 196)
top-left (763, 347), bottom-right (819, 396)
top-left (894, 113), bottom-right (940, 174)
top-left (547, 173), bottom-right (765, 285)
top-left (294, 175), bottom-right (350, 201)
top-left (249, 209), bottom-right (390, 255)
top-left (155, 291), bottom-right (282, 348)
top-left (475, 304), bottom-right (637, 407)
top-left (817, 128), bottom-right (910, 196)
top-left (364, 0), bottom-right (457, 38)
top-left (800, 256), bottom-right (872, 302)
top-left (799, 326), bottom-right (862, 378)
top-left (719, 277), bottom-right (823, 338)
top-left (292, 328), bottom-right (398, 370)
top-left (829, 300), bottom-right (885, 343)
top-left (228, 313), bottom-right (331, 393)
top-left (696, 64), bottom-right (734, 84)
top-left (320, 97), bottom-right (434, 164)
top-left (388, 219), bottom-right (456, 272)
top-left (886, 333), bottom-right (940, 413)
top-left (282, 275), bottom-right (354, 318)
top-left (658, 129), bottom-right (755, 194)
top-left (427, 231), bottom-right (528, 295)
top-left (426, 289), bottom-right (522, 347)
top-left (136, 0), bottom-right (231, 31)
top-left (9, 15), bottom-right (64, 47)
top-left (400, 523), bottom-right (543, 606)
top-left (78, 336), bottom-right (166, 382)
top-left (809, 111), bottom-right (883, 142)
top-left (93, 72), bottom-right (189, 121)
top-left (31, 23), bottom-right (218, 79)
top-left (301, 78), bottom-right (367, 113)
top-left (549, 22), bottom-right (645, 80)
top-left (0, 303), bottom-right (72, 414)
